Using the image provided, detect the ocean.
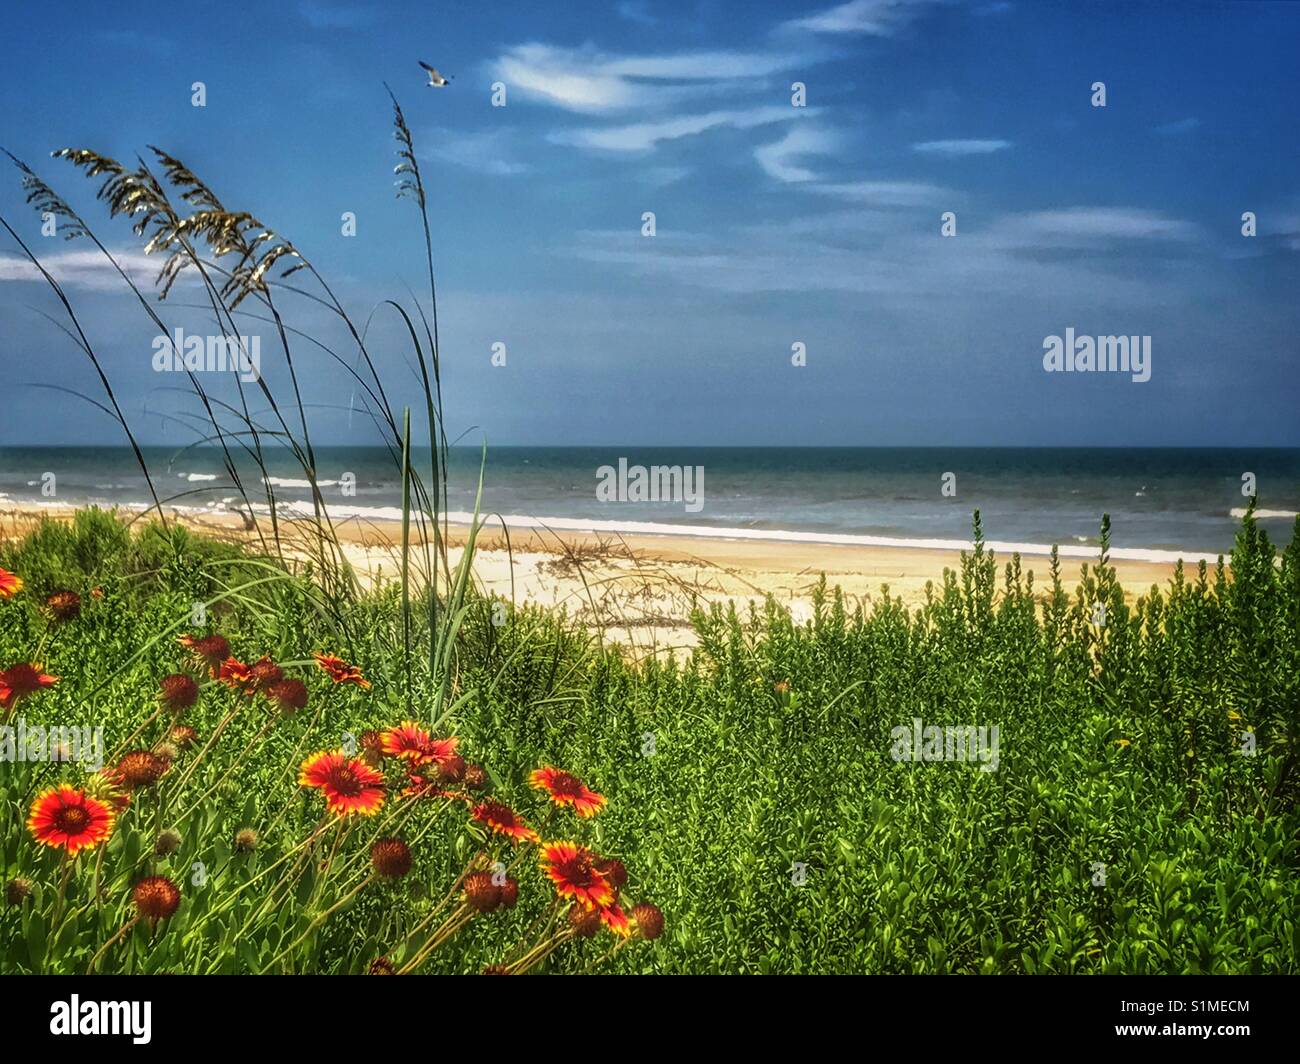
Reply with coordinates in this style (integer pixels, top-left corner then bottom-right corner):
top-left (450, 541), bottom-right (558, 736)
top-left (2, 446), bottom-right (1297, 563)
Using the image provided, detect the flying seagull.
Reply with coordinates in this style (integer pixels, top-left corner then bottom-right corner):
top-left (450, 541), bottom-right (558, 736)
top-left (419, 61), bottom-right (452, 87)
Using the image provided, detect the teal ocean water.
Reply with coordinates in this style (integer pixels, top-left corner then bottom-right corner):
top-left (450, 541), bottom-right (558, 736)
top-left (1, 446), bottom-right (1297, 560)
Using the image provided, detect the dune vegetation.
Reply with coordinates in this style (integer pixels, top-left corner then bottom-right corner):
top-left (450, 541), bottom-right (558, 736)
top-left (1, 95), bottom-right (1298, 974)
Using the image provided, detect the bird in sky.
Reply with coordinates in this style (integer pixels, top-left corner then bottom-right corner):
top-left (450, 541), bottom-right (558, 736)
top-left (419, 61), bottom-right (452, 87)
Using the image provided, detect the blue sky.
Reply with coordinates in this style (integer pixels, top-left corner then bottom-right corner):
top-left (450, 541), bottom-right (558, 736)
top-left (0, 0), bottom-right (1298, 448)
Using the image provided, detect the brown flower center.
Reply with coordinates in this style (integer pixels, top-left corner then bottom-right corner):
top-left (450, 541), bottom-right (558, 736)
top-left (55, 805), bottom-right (91, 834)
top-left (550, 772), bottom-right (583, 797)
top-left (330, 765), bottom-right (361, 796)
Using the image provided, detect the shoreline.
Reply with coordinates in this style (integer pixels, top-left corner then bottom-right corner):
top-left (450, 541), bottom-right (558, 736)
top-left (0, 502), bottom-right (1210, 651)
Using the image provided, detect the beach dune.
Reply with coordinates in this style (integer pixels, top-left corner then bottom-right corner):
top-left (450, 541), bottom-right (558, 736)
top-left (1, 504), bottom-right (1196, 652)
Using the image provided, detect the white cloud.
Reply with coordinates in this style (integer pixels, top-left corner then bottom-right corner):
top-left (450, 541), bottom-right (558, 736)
top-left (913, 138), bottom-right (1012, 155)
top-left (997, 207), bottom-right (1199, 244)
top-left (0, 249), bottom-right (158, 291)
top-left (566, 221), bottom-right (1178, 306)
top-left (808, 180), bottom-right (953, 207)
top-left (1155, 117), bottom-right (1200, 136)
top-left (754, 126), bottom-right (840, 183)
top-left (491, 43), bottom-right (811, 113)
top-left (421, 128), bottom-right (529, 176)
top-left (552, 106), bottom-right (805, 153)
top-left (782, 0), bottom-right (946, 36)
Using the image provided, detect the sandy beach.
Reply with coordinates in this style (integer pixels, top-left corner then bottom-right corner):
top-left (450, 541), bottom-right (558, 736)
top-left (0, 502), bottom-right (1200, 653)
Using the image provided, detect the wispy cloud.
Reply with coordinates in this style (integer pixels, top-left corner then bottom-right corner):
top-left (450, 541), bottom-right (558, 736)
top-left (567, 217), bottom-right (1181, 306)
top-left (781, 0), bottom-right (946, 36)
top-left (421, 128), bottom-right (529, 176)
top-left (552, 106), bottom-right (806, 153)
top-left (755, 126), bottom-right (840, 182)
top-left (1155, 117), bottom-right (1200, 136)
top-left (490, 43), bottom-right (811, 113)
top-left (808, 180), bottom-right (953, 207)
top-left (913, 138), bottom-right (1012, 156)
top-left (994, 207), bottom-right (1200, 244)
top-left (0, 249), bottom-right (158, 291)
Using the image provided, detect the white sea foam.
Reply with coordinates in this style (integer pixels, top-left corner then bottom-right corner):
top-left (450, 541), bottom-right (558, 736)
top-left (263, 476), bottom-right (340, 488)
top-left (180, 473), bottom-right (218, 482)
top-left (217, 502), bottom-right (1221, 564)
top-left (1230, 507), bottom-right (1298, 520)
top-left (0, 494), bottom-right (1236, 565)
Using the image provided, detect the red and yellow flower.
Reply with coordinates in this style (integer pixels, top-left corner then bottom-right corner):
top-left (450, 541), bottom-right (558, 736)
top-left (0, 663), bottom-right (58, 712)
top-left (539, 841), bottom-right (614, 910)
top-left (313, 653), bottom-right (371, 689)
top-left (0, 567), bottom-right (23, 598)
top-left (27, 785), bottom-right (116, 855)
top-left (178, 634), bottom-right (230, 676)
top-left (217, 657), bottom-right (257, 696)
top-left (299, 750), bottom-right (385, 816)
top-left (599, 901), bottom-right (632, 938)
top-left (471, 801), bottom-right (540, 843)
top-left (379, 721), bottom-right (458, 768)
top-left (529, 766), bottom-right (606, 818)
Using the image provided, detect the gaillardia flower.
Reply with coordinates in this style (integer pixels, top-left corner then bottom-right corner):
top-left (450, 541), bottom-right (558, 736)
top-left (0, 567), bottom-right (22, 599)
top-left (159, 673), bottom-right (199, 713)
top-left (498, 877), bottom-right (520, 909)
top-left (46, 590), bottom-right (81, 622)
top-left (178, 633), bottom-right (230, 676)
top-left (529, 766), bottom-right (607, 818)
top-left (266, 678), bottom-right (308, 715)
top-left (28, 785), bottom-right (116, 855)
top-left (218, 657), bottom-right (256, 695)
top-left (360, 730), bottom-right (384, 767)
top-left (471, 801), bottom-right (540, 843)
top-left (0, 663), bottom-right (59, 712)
top-left (370, 838), bottom-right (413, 878)
top-left (154, 828), bottom-right (182, 856)
top-left (313, 653), bottom-right (371, 689)
top-left (5, 876), bottom-right (33, 906)
top-left (437, 753), bottom-right (467, 783)
top-left (170, 724), bottom-right (198, 748)
top-left (632, 903), bottom-right (664, 940)
top-left (85, 770), bottom-right (131, 813)
top-left (568, 904), bottom-right (601, 938)
top-left (115, 750), bottom-right (168, 791)
top-left (380, 721), bottom-right (458, 768)
top-left (539, 841), bottom-right (614, 911)
top-left (248, 656), bottom-right (283, 692)
top-left (133, 875), bottom-right (181, 924)
top-left (463, 871), bottom-right (501, 913)
top-left (595, 857), bottom-right (628, 889)
top-left (299, 750), bottom-right (385, 816)
top-left (599, 901), bottom-right (632, 938)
